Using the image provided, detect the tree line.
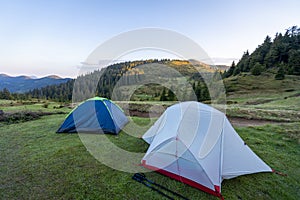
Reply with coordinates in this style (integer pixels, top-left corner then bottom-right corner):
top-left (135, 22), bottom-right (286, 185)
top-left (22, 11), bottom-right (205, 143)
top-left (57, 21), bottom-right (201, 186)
top-left (223, 26), bottom-right (300, 79)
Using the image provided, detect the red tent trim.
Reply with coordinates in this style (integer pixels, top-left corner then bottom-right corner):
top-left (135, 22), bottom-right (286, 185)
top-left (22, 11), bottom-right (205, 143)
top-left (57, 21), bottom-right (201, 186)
top-left (141, 160), bottom-right (224, 199)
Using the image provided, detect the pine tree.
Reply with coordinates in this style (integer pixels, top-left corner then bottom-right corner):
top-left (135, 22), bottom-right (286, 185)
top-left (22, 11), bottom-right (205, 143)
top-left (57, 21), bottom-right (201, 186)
top-left (288, 49), bottom-right (300, 75)
top-left (1, 88), bottom-right (12, 100)
top-left (224, 61), bottom-right (236, 78)
top-left (233, 65), bottom-right (241, 76)
top-left (160, 88), bottom-right (167, 101)
top-left (194, 81), bottom-right (201, 101)
top-left (201, 85), bottom-right (210, 101)
top-left (275, 65), bottom-right (285, 80)
top-left (251, 62), bottom-right (263, 76)
top-left (167, 88), bottom-right (176, 101)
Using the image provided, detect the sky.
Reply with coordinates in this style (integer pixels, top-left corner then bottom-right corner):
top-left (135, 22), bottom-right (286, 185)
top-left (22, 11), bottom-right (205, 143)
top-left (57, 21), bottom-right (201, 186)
top-left (0, 0), bottom-right (299, 78)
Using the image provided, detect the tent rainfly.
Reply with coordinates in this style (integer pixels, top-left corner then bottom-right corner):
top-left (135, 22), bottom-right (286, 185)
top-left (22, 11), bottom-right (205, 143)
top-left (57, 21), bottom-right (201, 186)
top-left (57, 97), bottom-right (128, 134)
top-left (141, 101), bottom-right (272, 199)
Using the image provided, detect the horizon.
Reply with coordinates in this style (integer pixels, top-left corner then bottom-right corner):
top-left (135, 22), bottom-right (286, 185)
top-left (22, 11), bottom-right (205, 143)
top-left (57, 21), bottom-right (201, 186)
top-left (1, 0), bottom-right (300, 77)
top-left (0, 73), bottom-right (71, 79)
top-left (0, 58), bottom-right (230, 78)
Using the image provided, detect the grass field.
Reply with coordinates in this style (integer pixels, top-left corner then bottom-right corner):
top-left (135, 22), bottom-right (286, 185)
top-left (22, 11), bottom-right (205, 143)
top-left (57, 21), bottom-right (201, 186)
top-left (0, 72), bottom-right (299, 199)
top-left (224, 73), bottom-right (300, 123)
top-left (0, 101), bottom-right (71, 113)
top-left (0, 113), bottom-right (299, 200)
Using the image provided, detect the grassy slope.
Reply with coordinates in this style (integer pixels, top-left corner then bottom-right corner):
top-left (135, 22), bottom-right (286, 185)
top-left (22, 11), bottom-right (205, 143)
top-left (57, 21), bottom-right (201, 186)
top-left (0, 114), bottom-right (299, 200)
top-left (224, 73), bottom-right (300, 122)
top-left (224, 73), bottom-right (300, 102)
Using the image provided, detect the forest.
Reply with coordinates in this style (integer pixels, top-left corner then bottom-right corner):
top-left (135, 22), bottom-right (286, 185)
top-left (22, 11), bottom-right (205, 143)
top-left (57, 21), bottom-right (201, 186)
top-left (223, 26), bottom-right (300, 78)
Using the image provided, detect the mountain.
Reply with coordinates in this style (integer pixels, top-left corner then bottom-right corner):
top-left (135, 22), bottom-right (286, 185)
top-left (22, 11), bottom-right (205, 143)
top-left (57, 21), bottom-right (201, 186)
top-left (24, 59), bottom-right (215, 102)
top-left (215, 65), bottom-right (230, 71)
top-left (0, 74), bottom-right (71, 93)
top-left (45, 75), bottom-right (63, 79)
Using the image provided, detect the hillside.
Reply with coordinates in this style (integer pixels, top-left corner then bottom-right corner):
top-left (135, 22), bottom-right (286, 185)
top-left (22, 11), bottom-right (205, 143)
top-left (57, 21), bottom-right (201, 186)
top-left (0, 74), bottom-right (71, 93)
top-left (225, 72), bottom-right (300, 96)
top-left (20, 59), bottom-right (216, 102)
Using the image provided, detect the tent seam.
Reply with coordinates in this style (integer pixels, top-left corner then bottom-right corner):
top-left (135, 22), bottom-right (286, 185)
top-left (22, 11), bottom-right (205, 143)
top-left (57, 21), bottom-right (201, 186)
top-left (177, 138), bottom-right (216, 188)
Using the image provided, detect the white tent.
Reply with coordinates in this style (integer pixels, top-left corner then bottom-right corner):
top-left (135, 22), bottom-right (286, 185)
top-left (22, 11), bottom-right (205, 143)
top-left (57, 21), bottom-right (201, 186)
top-left (141, 101), bottom-right (272, 199)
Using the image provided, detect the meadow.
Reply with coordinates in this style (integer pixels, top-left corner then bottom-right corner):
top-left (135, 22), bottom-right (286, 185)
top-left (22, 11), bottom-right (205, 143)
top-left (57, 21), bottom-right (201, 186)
top-left (0, 97), bottom-right (299, 200)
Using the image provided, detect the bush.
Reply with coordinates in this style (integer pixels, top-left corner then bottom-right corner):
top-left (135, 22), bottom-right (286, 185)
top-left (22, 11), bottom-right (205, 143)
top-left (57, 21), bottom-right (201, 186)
top-left (42, 103), bottom-right (49, 108)
top-left (0, 111), bottom-right (41, 124)
top-left (275, 67), bottom-right (285, 80)
top-left (251, 63), bottom-right (263, 76)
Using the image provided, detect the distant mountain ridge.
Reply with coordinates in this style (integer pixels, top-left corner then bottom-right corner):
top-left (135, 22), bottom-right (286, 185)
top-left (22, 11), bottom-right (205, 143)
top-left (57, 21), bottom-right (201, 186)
top-left (0, 74), bottom-right (71, 93)
top-left (23, 59), bottom-right (216, 102)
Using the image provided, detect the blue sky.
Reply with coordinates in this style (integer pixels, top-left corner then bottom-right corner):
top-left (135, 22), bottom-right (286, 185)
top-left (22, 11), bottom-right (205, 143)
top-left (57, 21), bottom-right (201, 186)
top-left (0, 0), bottom-right (299, 77)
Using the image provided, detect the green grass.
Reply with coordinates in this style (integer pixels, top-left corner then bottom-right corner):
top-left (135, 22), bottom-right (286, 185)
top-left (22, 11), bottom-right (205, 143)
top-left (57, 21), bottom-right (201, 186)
top-left (253, 96), bottom-right (300, 110)
top-left (1, 72), bottom-right (299, 199)
top-left (225, 73), bottom-right (300, 103)
top-left (223, 73), bottom-right (300, 122)
top-left (0, 99), bottom-right (13, 105)
top-left (0, 115), bottom-right (299, 199)
top-left (0, 101), bottom-right (71, 113)
top-left (226, 104), bottom-right (300, 122)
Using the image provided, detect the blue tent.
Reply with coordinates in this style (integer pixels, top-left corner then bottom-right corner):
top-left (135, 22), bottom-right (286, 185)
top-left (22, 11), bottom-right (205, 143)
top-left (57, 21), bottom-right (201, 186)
top-left (57, 97), bottom-right (128, 134)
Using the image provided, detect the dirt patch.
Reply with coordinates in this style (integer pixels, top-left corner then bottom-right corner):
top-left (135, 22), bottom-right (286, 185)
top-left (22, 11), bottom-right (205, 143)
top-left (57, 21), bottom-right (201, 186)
top-left (128, 110), bottom-right (151, 118)
top-left (127, 110), bottom-right (164, 118)
top-left (228, 117), bottom-right (282, 127)
top-left (125, 109), bottom-right (283, 127)
top-left (244, 98), bottom-right (277, 105)
top-left (119, 102), bottom-right (168, 118)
